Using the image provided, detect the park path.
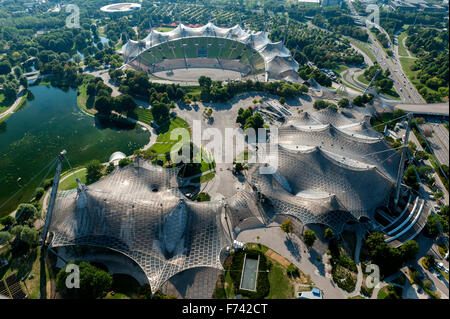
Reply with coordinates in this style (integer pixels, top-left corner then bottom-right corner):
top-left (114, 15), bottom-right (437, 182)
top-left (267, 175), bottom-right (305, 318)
top-left (0, 87), bottom-right (25, 121)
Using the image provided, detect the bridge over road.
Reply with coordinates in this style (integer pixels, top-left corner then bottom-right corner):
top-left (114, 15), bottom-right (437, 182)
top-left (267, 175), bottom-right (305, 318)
top-left (394, 102), bottom-right (449, 118)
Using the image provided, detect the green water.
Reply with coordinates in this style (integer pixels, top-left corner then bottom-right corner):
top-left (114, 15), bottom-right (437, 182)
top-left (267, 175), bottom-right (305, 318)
top-left (0, 85), bottom-right (150, 217)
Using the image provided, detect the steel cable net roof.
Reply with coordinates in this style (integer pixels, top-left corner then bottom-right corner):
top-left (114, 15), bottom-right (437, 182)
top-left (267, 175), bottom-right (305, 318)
top-left (225, 190), bottom-right (266, 234)
top-left (121, 23), bottom-right (300, 81)
top-left (248, 107), bottom-right (399, 232)
top-left (48, 159), bottom-right (231, 292)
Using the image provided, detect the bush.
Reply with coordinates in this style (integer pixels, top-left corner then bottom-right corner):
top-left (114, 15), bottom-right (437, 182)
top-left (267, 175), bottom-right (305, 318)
top-left (34, 187), bottom-right (45, 200)
top-left (338, 98), bottom-right (350, 108)
top-left (19, 226), bottom-right (39, 247)
top-left (195, 192), bottom-right (211, 202)
top-left (0, 216), bottom-right (15, 228)
top-left (138, 284), bottom-right (152, 299)
top-left (56, 261), bottom-right (112, 299)
top-left (313, 99), bottom-right (337, 110)
top-left (105, 162), bottom-right (115, 174)
top-left (118, 158), bottom-right (132, 168)
top-left (303, 230), bottom-right (317, 247)
top-left (86, 160), bottom-right (104, 184)
top-left (324, 227), bottom-right (334, 240)
top-left (287, 264), bottom-right (300, 278)
top-left (0, 231), bottom-right (12, 245)
top-left (15, 203), bottom-right (38, 225)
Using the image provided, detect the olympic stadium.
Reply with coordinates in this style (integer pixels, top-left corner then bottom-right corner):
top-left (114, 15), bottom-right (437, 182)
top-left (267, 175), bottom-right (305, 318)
top-left (100, 2), bottom-right (142, 13)
top-left (120, 23), bottom-right (300, 83)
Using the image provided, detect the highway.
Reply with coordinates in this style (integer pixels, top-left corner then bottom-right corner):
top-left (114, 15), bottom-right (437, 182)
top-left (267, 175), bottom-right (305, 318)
top-left (344, 0), bottom-right (426, 104)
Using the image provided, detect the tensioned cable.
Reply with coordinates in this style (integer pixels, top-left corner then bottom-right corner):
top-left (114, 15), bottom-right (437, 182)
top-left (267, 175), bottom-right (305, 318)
top-left (0, 158), bottom-right (57, 210)
top-left (15, 157), bottom-right (58, 218)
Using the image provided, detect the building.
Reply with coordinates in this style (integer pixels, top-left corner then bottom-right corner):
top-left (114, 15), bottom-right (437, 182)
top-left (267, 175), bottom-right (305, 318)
top-left (120, 23), bottom-right (300, 82)
top-left (297, 287), bottom-right (323, 299)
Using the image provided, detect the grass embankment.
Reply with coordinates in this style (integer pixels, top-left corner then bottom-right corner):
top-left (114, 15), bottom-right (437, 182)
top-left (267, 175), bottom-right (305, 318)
top-left (350, 39), bottom-right (376, 64)
top-left (400, 57), bottom-right (440, 97)
top-left (398, 31), bottom-right (410, 57)
top-left (333, 64), bottom-right (350, 75)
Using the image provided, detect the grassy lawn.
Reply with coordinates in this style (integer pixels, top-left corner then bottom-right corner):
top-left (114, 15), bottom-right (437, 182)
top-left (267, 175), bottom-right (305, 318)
top-left (265, 260), bottom-right (295, 299)
top-left (0, 246), bottom-right (48, 299)
top-left (156, 27), bottom-right (176, 32)
top-left (147, 116), bottom-right (190, 155)
top-left (184, 86), bottom-right (202, 100)
top-left (133, 107), bottom-right (153, 124)
top-left (377, 284), bottom-right (402, 299)
top-left (190, 171), bottom-right (216, 184)
top-left (77, 83), bottom-right (96, 116)
top-left (58, 169), bottom-right (88, 191)
top-left (104, 274), bottom-right (141, 299)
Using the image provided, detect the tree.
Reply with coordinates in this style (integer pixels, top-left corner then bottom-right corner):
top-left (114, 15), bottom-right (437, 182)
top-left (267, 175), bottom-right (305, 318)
top-left (0, 216), bottom-right (15, 228)
top-left (338, 98), bottom-right (350, 108)
top-left (324, 227), bottom-right (335, 240)
top-left (35, 187), bottom-right (45, 200)
top-left (105, 162), bottom-right (115, 174)
top-left (313, 100), bottom-right (336, 110)
top-left (279, 97), bottom-right (286, 105)
top-left (198, 76), bottom-right (212, 88)
top-left (244, 113), bottom-right (264, 131)
top-left (86, 160), bottom-right (103, 184)
top-left (19, 226), bottom-right (39, 247)
top-left (303, 230), bottom-right (317, 247)
top-left (281, 219), bottom-right (294, 235)
top-left (423, 255), bottom-right (435, 269)
top-left (151, 101), bottom-right (170, 124)
top-left (15, 203), bottom-right (38, 225)
top-left (56, 261), bottom-right (112, 299)
top-left (115, 94), bottom-right (136, 114)
top-left (0, 231), bottom-right (12, 245)
top-left (11, 225), bottom-right (24, 236)
top-left (400, 240), bottom-right (419, 262)
top-left (425, 214), bottom-right (440, 237)
top-left (0, 60), bottom-right (11, 75)
top-left (118, 158), bottom-right (132, 168)
top-left (138, 284), bottom-right (152, 299)
top-left (236, 107), bottom-right (253, 126)
top-left (94, 95), bottom-right (113, 114)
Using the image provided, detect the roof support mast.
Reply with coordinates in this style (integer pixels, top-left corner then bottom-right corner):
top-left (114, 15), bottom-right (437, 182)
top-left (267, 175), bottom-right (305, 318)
top-left (394, 113), bottom-right (413, 207)
top-left (41, 150), bottom-right (66, 248)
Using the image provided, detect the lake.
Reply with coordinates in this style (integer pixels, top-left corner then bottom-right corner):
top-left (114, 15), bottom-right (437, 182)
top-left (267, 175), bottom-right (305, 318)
top-left (0, 85), bottom-right (150, 217)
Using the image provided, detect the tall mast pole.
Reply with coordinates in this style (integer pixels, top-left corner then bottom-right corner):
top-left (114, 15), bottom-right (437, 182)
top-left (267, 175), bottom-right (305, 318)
top-left (41, 150), bottom-right (66, 248)
top-left (394, 113), bottom-right (413, 207)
